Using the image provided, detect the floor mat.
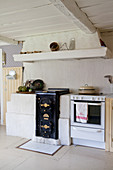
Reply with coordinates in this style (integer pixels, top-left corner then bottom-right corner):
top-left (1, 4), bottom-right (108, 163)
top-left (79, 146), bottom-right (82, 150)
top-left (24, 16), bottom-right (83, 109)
top-left (17, 140), bottom-right (62, 156)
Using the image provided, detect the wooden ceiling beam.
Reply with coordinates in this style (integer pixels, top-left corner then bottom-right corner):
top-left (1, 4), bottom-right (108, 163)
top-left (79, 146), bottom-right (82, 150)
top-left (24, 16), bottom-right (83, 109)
top-left (49, 0), bottom-right (96, 33)
top-left (0, 35), bottom-right (19, 45)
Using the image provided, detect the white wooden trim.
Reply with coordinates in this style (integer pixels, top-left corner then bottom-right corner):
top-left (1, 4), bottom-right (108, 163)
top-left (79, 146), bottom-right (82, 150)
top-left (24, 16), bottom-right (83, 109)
top-left (49, 0), bottom-right (96, 33)
top-left (105, 98), bottom-right (110, 151)
top-left (13, 47), bottom-right (112, 62)
top-left (109, 99), bottom-right (113, 152)
top-left (0, 49), bottom-right (3, 124)
top-left (0, 35), bottom-right (18, 45)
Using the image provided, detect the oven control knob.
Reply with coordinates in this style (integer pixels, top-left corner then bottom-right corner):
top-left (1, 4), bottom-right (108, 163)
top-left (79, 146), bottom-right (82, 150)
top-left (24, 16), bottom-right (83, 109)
top-left (92, 97), bottom-right (94, 100)
top-left (73, 97), bottom-right (75, 99)
top-left (81, 97), bottom-right (83, 100)
top-left (76, 97), bottom-right (78, 100)
top-left (98, 98), bottom-right (100, 100)
top-left (101, 98), bottom-right (103, 100)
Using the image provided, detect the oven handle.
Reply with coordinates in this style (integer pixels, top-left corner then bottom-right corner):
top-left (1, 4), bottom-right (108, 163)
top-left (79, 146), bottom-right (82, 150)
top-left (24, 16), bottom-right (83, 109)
top-left (88, 103), bottom-right (101, 106)
top-left (73, 102), bottom-right (101, 106)
top-left (72, 126), bottom-right (103, 133)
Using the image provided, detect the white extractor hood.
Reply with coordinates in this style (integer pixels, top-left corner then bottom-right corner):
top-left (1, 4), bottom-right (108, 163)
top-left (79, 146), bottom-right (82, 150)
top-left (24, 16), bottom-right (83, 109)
top-left (13, 47), bottom-right (112, 62)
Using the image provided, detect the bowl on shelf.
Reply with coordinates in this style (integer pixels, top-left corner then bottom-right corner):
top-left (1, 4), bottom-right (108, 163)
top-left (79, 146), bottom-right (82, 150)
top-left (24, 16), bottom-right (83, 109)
top-left (50, 42), bottom-right (59, 51)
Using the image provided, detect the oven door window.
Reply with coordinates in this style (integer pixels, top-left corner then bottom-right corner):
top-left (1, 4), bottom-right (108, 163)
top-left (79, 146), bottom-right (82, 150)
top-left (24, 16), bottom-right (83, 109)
top-left (87, 104), bottom-right (101, 125)
top-left (74, 103), bottom-right (101, 125)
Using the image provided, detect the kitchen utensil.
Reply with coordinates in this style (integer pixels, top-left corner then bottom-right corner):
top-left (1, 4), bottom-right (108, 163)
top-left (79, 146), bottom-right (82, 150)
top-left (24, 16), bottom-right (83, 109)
top-left (79, 84), bottom-right (96, 94)
top-left (30, 79), bottom-right (44, 90)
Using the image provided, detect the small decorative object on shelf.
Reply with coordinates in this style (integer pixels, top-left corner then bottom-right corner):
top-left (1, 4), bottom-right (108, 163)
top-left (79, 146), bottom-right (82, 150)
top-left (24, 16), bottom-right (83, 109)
top-left (20, 51), bottom-right (42, 54)
top-left (60, 42), bottom-right (68, 50)
top-left (34, 51), bottom-right (42, 53)
top-left (69, 38), bottom-right (75, 50)
top-left (50, 42), bottom-right (59, 51)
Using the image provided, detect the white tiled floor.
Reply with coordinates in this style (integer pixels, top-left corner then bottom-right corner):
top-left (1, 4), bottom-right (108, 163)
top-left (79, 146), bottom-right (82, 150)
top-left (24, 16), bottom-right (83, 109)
top-left (0, 125), bottom-right (113, 170)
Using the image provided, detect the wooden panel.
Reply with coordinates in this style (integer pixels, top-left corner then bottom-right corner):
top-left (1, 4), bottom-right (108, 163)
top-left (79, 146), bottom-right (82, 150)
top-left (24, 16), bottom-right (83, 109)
top-left (81, 1), bottom-right (113, 17)
top-left (0, 0), bottom-right (77, 39)
top-left (0, 3), bottom-right (77, 38)
top-left (89, 12), bottom-right (113, 24)
top-left (0, 5), bottom-right (61, 26)
top-left (0, 16), bottom-right (74, 33)
top-left (75, 0), bottom-right (113, 8)
top-left (100, 28), bottom-right (113, 32)
top-left (0, 0), bottom-right (112, 39)
top-left (105, 98), bottom-right (113, 152)
top-left (0, 0), bottom-right (50, 13)
top-left (50, 0), bottom-right (96, 33)
top-left (110, 99), bottom-right (113, 152)
top-left (105, 98), bottom-right (110, 151)
top-left (75, 0), bottom-right (113, 32)
top-left (95, 21), bottom-right (113, 28)
top-left (2, 67), bottom-right (22, 124)
top-left (2, 23), bottom-right (76, 39)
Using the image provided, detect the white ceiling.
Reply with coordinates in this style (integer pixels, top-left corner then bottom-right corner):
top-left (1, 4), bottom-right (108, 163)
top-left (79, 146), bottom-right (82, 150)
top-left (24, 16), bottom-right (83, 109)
top-left (0, 0), bottom-right (113, 43)
top-left (75, 0), bottom-right (113, 32)
top-left (0, 0), bottom-right (78, 41)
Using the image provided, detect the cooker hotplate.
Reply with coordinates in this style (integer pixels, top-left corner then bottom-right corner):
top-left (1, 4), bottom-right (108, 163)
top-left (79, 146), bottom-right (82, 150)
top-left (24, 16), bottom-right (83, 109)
top-left (35, 88), bottom-right (70, 95)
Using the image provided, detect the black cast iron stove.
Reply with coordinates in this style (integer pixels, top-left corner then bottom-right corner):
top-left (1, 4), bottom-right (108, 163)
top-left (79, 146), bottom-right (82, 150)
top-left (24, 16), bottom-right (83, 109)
top-left (36, 88), bottom-right (69, 139)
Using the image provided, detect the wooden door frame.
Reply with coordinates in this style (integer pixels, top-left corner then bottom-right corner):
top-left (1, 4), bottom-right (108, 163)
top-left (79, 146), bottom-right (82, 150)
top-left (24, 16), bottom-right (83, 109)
top-left (0, 49), bottom-right (3, 124)
top-left (110, 99), bottom-right (113, 152)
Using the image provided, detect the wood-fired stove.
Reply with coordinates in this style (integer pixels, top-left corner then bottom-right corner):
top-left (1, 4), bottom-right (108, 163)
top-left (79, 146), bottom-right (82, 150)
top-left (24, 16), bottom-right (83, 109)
top-left (36, 88), bottom-right (69, 139)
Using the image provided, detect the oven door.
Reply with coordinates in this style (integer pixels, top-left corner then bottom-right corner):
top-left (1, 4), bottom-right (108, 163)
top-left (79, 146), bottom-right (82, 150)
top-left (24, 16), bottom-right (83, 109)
top-left (71, 101), bottom-right (105, 129)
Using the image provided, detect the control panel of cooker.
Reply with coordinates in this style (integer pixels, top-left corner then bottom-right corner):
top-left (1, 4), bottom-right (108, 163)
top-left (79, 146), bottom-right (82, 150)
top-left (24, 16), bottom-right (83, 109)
top-left (71, 95), bottom-right (106, 101)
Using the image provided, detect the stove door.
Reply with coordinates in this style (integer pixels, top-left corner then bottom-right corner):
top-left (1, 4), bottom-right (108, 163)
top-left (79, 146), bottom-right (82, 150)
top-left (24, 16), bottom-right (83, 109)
top-left (36, 93), bottom-right (59, 139)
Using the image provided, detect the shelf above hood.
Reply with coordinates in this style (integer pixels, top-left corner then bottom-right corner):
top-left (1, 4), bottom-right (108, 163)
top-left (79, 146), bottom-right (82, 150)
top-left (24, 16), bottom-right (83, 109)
top-left (13, 47), bottom-right (112, 62)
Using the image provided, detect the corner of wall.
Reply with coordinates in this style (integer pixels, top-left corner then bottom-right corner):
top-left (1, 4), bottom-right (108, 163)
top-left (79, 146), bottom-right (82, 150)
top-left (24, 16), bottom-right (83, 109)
top-left (101, 31), bottom-right (113, 55)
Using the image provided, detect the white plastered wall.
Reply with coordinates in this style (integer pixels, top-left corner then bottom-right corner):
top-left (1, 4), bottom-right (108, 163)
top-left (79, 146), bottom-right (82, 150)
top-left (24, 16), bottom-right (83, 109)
top-left (23, 58), bottom-right (113, 94)
top-left (22, 29), bottom-right (101, 52)
top-left (22, 30), bottom-right (113, 94)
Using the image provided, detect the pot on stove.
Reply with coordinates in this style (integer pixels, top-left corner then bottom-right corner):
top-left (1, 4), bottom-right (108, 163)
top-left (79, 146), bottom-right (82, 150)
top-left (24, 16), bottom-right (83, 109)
top-left (78, 84), bottom-right (96, 94)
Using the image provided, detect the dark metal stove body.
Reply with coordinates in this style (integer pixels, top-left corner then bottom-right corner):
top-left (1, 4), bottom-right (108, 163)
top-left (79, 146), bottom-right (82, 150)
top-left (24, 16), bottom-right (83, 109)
top-left (36, 88), bottom-right (69, 139)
